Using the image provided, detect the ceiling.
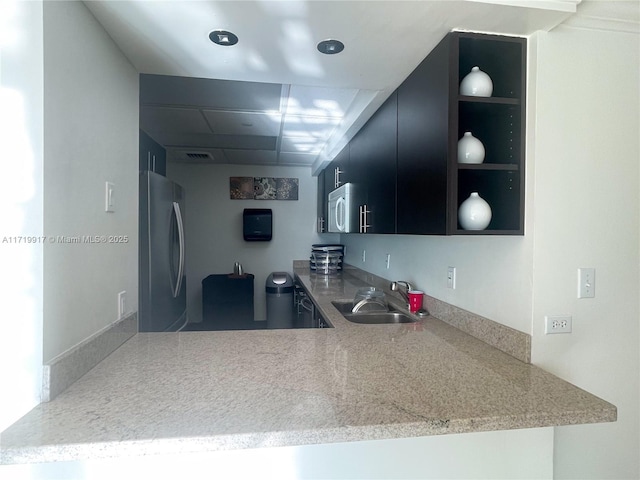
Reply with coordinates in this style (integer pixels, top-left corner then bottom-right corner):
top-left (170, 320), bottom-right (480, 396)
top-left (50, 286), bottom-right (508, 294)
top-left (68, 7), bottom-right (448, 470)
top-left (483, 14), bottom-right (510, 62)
top-left (83, 0), bottom-right (637, 172)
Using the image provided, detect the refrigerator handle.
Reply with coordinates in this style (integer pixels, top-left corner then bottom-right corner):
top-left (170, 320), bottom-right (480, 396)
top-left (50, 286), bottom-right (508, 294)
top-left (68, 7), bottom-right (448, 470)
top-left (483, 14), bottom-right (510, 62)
top-left (172, 201), bottom-right (185, 298)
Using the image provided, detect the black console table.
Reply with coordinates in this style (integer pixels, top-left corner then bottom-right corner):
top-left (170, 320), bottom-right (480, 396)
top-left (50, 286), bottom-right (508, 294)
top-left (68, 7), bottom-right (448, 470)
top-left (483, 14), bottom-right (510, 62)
top-left (201, 274), bottom-right (255, 330)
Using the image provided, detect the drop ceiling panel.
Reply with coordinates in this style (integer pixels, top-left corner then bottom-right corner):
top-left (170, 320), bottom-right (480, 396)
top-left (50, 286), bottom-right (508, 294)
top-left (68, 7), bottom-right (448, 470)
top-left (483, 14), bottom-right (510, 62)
top-left (282, 115), bottom-right (340, 140)
top-left (223, 149), bottom-right (277, 165)
top-left (280, 136), bottom-right (324, 154)
top-left (140, 106), bottom-right (211, 134)
top-left (278, 152), bottom-right (319, 166)
top-left (154, 132), bottom-right (277, 150)
top-left (202, 110), bottom-right (282, 136)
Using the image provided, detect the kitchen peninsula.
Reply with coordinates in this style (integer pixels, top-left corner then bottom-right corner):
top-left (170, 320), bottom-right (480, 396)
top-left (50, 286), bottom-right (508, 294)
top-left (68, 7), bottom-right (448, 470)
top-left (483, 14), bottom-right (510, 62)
top-left (0, 264), bottom-right (615, 467)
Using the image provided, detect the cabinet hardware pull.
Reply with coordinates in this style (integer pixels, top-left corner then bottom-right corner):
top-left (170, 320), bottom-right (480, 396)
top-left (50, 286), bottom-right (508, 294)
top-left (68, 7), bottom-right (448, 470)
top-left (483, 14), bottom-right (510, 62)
top-left (359, 205), bottom-right (371, 233)
top-left (335, 167), bottom-right (344, 188)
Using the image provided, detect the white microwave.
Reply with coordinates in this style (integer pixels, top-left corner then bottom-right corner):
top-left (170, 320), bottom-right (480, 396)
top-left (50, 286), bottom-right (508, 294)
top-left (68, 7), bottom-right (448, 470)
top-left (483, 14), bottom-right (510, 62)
top-left (328, 183), bottom-right (355, 233)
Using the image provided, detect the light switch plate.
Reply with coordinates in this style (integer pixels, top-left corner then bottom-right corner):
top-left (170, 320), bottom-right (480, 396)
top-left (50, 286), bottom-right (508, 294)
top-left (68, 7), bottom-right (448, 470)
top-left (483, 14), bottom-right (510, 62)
top-left (105, 182), bottom-right (115, 212)
top-left (118, 291), bottom-right (126, 318)
top-left (578, 268), bottom-right (595, 298)
top-left (447, 266), bottom-right (456, 289)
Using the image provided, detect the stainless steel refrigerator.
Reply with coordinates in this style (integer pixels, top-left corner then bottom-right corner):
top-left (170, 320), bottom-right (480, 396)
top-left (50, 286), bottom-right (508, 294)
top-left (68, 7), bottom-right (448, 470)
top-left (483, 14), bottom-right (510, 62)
top-left (139, 171), bottom-right (187, 331)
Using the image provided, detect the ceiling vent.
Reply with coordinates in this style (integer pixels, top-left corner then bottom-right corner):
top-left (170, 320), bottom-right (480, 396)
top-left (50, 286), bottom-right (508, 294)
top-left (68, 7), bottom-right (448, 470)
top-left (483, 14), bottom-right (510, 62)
top-left (170, 151), bottom-right (217, 163)
top-left (185, 152), bottom-right (211, 160)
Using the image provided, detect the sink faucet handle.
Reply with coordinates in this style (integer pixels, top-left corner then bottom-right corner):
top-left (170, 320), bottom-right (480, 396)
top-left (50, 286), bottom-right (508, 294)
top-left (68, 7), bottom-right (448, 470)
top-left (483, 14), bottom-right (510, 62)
top-left (390, 281), bottom-right (412, 307)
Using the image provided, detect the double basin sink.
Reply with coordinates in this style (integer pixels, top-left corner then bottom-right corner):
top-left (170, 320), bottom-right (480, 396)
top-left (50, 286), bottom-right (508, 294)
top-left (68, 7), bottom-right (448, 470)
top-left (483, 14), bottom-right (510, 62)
top-left (331, 300), bottom-right (416, 325)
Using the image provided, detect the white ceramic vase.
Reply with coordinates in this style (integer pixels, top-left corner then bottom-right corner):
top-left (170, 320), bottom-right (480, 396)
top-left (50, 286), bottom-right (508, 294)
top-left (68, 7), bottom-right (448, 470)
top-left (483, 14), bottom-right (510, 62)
top-left (457, 132), bottom-right (485, 164)
top-left (458, 192), bottom-right (492, 230)
top-left (460, 66), bottom-right (493, 97)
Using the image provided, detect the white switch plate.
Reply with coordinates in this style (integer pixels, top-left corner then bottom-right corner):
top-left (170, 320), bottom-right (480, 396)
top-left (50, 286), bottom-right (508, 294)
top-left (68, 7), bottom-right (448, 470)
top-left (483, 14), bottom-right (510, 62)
top-left (578, 268), bottom-right (595, 298)
top-left (447, 266), bottom-right (456, 289)
top-left (105, 182), bottom-right (115, 212)
top-left (118, 291), bottom-right (126, 318)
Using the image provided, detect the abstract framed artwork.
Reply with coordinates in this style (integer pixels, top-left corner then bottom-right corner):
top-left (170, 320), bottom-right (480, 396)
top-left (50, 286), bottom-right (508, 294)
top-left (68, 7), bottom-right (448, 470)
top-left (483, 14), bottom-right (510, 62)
top-left (230, 177), bottom-right (299, 200)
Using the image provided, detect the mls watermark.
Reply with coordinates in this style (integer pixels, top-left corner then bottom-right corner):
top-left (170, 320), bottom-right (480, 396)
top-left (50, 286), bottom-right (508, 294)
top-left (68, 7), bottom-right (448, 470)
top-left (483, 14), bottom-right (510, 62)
top-left (1, 235), bottom-right (129, 245)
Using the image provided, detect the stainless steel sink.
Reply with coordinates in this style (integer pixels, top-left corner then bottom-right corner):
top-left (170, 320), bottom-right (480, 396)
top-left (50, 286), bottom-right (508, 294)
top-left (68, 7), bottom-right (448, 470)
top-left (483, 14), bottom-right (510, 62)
top-left (343, 312), bottom-right (415, 324)
top-left (331, 301), bottom-right (415, 324)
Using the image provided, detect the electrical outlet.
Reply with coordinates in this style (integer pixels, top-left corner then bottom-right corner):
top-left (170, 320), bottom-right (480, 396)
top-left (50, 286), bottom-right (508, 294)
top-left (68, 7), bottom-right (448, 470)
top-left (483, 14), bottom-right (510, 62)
top-left (578, 268), bottom-right (595, 298)
top-left (447, 266), bottom-right (456, 289)
top-left (545, 315), bottom-right (572, 334)
top-left (385, 254), bottom-right (391, 269)
top-left (362, 250), bottom-right (366, 263)
top-left (118, 291), bottom-right (127, 319)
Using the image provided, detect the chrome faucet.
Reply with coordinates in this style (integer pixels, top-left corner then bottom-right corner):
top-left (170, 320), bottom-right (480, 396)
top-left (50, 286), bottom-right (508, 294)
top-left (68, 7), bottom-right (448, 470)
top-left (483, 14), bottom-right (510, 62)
top-left (390, 281), bottom-right (413, 308)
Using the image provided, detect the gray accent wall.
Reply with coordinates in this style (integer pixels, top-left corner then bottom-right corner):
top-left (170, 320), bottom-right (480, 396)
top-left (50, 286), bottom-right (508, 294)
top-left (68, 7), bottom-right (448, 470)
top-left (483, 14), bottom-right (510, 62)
top-left (166, 163), bottom-right (333, 323)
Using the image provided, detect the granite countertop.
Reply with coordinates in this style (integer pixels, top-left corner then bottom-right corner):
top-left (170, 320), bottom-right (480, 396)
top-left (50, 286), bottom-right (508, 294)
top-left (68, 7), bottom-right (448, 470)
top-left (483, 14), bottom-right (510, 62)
top-left (0, 268), bottom-right (616, 464)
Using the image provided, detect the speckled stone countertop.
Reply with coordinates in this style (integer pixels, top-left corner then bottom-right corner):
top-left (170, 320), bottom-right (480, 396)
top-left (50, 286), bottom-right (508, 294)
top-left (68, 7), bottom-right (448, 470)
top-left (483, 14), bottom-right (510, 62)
top-left (0, 268), bottom-right (616, 464)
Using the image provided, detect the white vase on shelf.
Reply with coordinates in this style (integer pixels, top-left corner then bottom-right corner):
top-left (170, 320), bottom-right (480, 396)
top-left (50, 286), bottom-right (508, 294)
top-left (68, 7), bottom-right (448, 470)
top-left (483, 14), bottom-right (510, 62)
top-left (460, 66), bottom-right (493, 97)
top-left (457, 132), bottom-right (485, 164)
top-left (458, 192), bottom-right (492, 230)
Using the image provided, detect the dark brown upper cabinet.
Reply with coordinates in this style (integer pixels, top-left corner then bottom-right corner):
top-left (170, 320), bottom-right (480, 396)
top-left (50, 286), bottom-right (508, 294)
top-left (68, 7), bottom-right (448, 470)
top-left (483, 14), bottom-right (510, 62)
top-left (396, 37), bottom-right (449, 234)
top-left (320, 31), bottom-right (526, 236)
top-left (349, 92), bottom-right (398, 234)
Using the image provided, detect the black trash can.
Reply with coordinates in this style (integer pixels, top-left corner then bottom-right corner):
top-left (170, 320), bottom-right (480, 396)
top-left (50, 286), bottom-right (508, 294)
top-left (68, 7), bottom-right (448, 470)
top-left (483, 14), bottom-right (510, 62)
top-left (266, 272), bottom-right (294, 329)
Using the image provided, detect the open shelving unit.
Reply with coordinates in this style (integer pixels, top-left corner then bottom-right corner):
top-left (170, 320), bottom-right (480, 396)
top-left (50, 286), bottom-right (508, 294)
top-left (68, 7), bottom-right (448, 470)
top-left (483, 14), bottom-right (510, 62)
top-left (448, 33), bottom-right (527, 235)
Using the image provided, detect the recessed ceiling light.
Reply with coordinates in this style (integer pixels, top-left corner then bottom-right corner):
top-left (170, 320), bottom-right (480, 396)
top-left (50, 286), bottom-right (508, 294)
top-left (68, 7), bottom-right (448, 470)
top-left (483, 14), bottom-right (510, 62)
top-left (209, 30), bottom-right (239, 46)
top-left (317, 39), bottom-right (344, 55)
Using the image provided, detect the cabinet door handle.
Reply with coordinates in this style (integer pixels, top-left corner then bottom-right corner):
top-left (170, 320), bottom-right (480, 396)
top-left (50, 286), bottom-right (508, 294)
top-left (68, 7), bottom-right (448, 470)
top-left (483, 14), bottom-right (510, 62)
top-left (317, 217), bottom-right (325, 233)
top-left (147, 152), bottom-right (151, 170)
top-left (360, 204), bottom-right (370, 233)
top-left (152, 155), bottom-right (156, 172)
top-left (335, 167), bottom-right (343, 188)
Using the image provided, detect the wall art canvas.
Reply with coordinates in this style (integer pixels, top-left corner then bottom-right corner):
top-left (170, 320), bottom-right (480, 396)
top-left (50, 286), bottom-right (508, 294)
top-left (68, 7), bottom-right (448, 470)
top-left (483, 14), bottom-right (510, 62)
top-left (276, 177), bottom-right (299, 200)
top-left (254, 177), bottom-right (277, 200)
top-left (230, 177), bottom-right (299, 200)
top-left (229, 177), bottom-right (254, 199)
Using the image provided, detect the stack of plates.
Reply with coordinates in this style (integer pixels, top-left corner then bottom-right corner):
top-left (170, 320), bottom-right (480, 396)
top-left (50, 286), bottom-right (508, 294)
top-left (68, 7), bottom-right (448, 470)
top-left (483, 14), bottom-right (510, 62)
top-left (310, 244), bottom-right (344, 272)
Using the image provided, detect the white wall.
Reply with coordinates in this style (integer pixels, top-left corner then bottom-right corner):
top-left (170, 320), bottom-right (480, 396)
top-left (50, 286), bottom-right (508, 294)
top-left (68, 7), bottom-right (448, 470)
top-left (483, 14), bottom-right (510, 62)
top-left (341, 25), bottom-right (640, 479)
top-left (531, 26), bottom-right (639, 479)
top-left (42, 1), bottom-right (139, 362)
top-left (340, 234), bottom-right (535, 332)
top-left (167, 163), bottom-right (326, 322)
top-left (0, 0), bottom-right (44, 431)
